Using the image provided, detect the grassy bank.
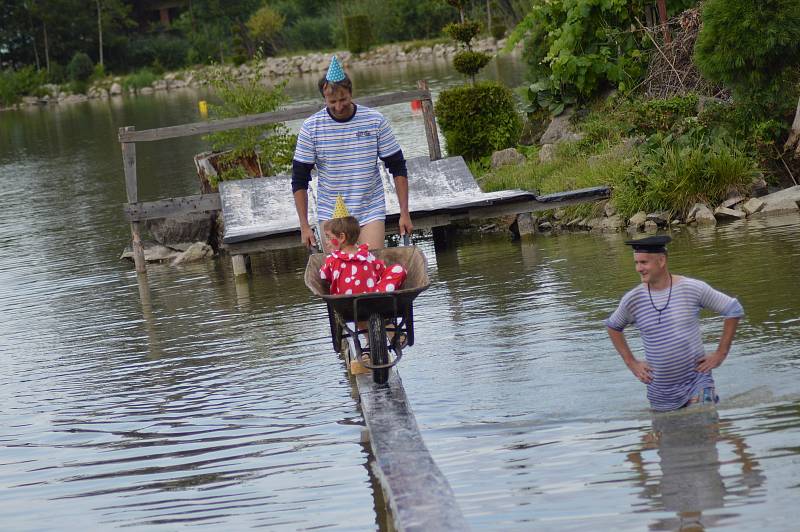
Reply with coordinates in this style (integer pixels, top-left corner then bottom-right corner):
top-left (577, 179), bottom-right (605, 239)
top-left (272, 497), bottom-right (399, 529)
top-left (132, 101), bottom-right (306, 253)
top-left (475, 93), bottom-right (766, 221)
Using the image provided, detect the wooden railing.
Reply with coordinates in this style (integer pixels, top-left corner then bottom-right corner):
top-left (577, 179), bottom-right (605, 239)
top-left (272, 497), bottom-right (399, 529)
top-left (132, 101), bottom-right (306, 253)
top-left (119, 80), bottom-right (442, 273)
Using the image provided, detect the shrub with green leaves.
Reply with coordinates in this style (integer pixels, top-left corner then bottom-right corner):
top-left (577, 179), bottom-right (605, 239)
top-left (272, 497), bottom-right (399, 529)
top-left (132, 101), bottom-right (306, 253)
top-left (436, 81), bottom-right (522, 160)
top-left (452, 51), bottom-right (491, 79)
top-left (0, 67), bottom-right (47, 106)
top-left (202, 67), bottom-right (296, 187)
top-left (344, 15), bottom-right (373, 54)
top-left (67, 52), bottom-right (94, 82)
top-left (695, 0), bottom-right (800, 116)
top-left (122, 68), bottom-right (158, 92)
top-left (247, 5), bottom-right (285, 56)
top-left (511, 0), bottom-right (696, 114)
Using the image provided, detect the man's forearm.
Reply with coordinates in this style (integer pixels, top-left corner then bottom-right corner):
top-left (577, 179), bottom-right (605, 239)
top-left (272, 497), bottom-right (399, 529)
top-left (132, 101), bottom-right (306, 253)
top-left (293, 189), bottom-right (310, 228)
top-left (607, 327), bottom-right (636, 366)
top-left (393, 175), bottom-right (409, 215)
top-left (716, 317), bottom-right (740, 356)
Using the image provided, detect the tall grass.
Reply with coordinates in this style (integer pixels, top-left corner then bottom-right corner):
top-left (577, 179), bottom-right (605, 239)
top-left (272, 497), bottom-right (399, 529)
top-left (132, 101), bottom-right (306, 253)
top-left (122, 68), bottom-right (158, 92)
top-left (612, 136), bottom-right (759, 218)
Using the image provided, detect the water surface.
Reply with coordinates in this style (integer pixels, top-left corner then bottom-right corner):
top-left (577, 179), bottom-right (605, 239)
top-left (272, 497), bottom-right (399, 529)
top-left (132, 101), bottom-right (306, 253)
top-left (1, 56), bottom-right (799, 531)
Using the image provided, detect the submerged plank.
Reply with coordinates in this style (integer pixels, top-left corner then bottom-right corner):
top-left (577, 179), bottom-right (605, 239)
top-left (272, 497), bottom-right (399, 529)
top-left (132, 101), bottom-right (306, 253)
top-left (355, 371), bottom-right (469, 531)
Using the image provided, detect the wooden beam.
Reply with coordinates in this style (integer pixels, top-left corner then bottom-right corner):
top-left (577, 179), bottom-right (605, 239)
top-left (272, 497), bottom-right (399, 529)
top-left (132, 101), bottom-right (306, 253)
top-left (123, 193), bottom-right (221, 222)
top-left (118, 89), bottom-right (431, 143)
top-left (418, 80), bottom-right (442, 161)
top-left (120, 126), bottom-right (146, 273)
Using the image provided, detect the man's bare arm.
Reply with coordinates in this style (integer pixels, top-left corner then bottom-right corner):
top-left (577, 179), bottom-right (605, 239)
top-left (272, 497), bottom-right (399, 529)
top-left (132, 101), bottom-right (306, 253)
top-left (293, 189), bottom-right (316, 248)
top-left (607, 327), bottom-right (652, 383)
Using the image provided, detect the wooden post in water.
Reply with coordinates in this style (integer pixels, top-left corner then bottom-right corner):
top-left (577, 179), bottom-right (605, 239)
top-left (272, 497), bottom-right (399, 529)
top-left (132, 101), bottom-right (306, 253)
top-left (120, 126), bottom-right (146, 273)
top-left (417, 80), bottom-right (442, 161)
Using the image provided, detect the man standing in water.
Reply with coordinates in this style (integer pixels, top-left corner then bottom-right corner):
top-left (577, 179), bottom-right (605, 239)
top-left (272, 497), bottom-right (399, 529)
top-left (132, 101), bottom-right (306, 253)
top-left (291, 56), bottom-right (413, 251)
top-left (605, 235), bottom-right (744, 411)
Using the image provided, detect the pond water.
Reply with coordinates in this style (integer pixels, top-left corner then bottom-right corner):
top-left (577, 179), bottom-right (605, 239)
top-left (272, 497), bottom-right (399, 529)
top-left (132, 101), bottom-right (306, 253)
top-left (1, 55), bottom-right (799, 531)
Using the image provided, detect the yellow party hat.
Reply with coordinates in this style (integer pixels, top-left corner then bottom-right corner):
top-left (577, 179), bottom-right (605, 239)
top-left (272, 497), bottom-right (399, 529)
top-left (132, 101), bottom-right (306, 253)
top-left (332, 194), bottom-right (350, 218)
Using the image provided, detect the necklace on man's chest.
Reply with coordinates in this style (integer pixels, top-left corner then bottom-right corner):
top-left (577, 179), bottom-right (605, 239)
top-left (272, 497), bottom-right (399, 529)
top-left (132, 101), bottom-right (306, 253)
top-left (647, 274), bottom-right (673, 324)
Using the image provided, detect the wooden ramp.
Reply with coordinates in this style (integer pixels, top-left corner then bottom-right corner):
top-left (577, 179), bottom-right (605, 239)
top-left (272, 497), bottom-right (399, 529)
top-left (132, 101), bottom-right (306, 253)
top-left (352, 361), bottom-right (469, 531)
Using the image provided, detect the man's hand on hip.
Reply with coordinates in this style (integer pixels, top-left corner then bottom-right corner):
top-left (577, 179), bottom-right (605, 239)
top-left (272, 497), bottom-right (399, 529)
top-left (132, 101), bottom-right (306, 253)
top-left (697, 350), bottom-right (726, 373)
top-left (627, 359), bottom-right (653, 383)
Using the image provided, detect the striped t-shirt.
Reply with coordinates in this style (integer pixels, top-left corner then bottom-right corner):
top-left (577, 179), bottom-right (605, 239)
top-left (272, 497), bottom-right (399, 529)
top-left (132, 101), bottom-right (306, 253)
top-left (293, 105), bottom-right (401, 225)
top-left (605, 277), bottom-right (744, 411)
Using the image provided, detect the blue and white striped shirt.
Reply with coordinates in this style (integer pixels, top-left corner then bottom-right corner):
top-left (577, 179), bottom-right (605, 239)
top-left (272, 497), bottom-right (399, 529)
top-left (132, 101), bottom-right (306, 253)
top-left (606, 277), bottom-right (744, 411)
top-left (294, 105), bottom-right (401, 225)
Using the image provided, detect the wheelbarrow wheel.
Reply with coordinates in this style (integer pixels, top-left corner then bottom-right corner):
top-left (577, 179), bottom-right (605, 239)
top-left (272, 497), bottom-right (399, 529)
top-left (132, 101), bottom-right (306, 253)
top-left (368, 313), bottom-right (389, 384)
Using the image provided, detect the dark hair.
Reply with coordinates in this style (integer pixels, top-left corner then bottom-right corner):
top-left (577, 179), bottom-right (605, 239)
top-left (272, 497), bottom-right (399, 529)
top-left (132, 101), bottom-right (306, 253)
top-left (323, 216), bottom-right (360, 245)
top-left (318, 75), bottom-right (353, 97)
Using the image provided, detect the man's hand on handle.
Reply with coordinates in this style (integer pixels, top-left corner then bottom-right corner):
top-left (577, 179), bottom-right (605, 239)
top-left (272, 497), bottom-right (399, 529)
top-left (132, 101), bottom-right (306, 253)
top-left (398, 212), bottom-right (413, 237)
top-left (300, 224), bottom-right (316, 250)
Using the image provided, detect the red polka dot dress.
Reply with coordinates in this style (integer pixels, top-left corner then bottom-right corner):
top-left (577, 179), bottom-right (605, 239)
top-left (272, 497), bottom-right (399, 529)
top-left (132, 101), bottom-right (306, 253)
top-left (320, 244), bottom-right (407, 295)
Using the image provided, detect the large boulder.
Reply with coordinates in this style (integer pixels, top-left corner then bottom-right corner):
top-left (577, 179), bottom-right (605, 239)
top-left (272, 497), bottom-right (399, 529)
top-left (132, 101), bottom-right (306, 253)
top-left (171, 242), bottom-right (214, 266)
top-left (688, 203), bottom-right (716, 225)
top-left (752, 185), bottom-right (800, 217)
top-left (539, 108), bottom-right (584, 145)
top-left (713, 206), bottom-right (746, 220)
top-left (120, 241), bottom-right (181, 262)
top-left (491, 147), bottom-right (526, 169)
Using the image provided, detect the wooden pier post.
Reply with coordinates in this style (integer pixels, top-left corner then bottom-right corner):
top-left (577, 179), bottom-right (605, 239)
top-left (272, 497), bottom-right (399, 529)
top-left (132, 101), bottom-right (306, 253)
top-left (120, 126), bottom-right (146, 273)
top-left (418, 80), bottom-right (442, 161)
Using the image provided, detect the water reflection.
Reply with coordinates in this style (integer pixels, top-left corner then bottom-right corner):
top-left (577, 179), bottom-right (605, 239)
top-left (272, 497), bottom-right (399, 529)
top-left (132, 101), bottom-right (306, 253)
top-left (627, 408), bottom-right (765, 531)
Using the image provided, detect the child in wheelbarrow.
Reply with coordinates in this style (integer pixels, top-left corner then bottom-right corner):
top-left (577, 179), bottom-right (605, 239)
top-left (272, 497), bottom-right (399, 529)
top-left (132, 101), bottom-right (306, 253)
top-left (319, 215), bottom-right (407, 295)
top-left (319, 196), bottom-right (407, 373)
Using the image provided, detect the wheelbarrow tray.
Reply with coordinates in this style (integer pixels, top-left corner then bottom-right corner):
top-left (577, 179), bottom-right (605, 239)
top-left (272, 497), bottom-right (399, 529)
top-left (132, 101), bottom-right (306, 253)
top-left (304, 246), bottom-right (430, 323)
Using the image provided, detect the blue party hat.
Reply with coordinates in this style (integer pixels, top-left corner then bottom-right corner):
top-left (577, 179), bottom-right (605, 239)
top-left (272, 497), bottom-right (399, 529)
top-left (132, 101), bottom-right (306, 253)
top-left (326, 56), bottom-right (346, 82)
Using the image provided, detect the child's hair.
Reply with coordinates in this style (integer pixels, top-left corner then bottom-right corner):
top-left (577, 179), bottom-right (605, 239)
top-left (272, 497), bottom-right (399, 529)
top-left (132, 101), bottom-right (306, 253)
top-left (323, 216), bottom-right (360, 245)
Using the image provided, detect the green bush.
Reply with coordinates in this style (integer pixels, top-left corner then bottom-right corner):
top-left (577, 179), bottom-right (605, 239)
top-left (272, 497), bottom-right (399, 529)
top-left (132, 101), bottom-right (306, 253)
top-left (511, 0), bottom-right (697, 113)
top-left (443, 21), bottom-right (481, 45)
top-left (122, 68), bottom-right (158, 92)
top-left (127, 34), bottom-right (189, 70)
top-left (452, 51), bottom-right (491, 79)
top-left (695, 0), bottom-right (800, 115)
top-left (0, 66), bottom-right (47, 106)
top-left (344, 15), bottom-right (373, 54)
top-left (281, 16), bottom-right (335, 52)
top-left (67, 52), bottom-right (94, 82)
top-left (47, 63), bottom-right (67, 84)
top-left (436, 81), bottom-right (522, 160)
top-left (630, 94), bottom-right (699, 135)
top-left (202, 67), bottom-right (296, 186)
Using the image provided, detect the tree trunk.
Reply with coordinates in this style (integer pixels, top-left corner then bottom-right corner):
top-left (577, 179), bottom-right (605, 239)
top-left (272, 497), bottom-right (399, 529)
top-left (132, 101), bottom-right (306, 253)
top-left (96, 0), bottom-right (104, 67)
top-left (487, 0), bottom-right (493, 34)
top-left (26, 5), bottom-right (41, 70)
top-left (43, 22), bottom-right (50, 73)
top-left (657, 0), bottom-right (671, 44)
top-left (785, 95), bottom-right (800, 157)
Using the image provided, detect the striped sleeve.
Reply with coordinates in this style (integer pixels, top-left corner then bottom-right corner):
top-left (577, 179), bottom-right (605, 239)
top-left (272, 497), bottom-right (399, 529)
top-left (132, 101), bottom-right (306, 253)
top-left (294, 118), bottom-right (316, 164)
top-left (376, 113), bottom-right (401, 158)
top-left (697, 280), bottom-right (744, 318)
top-left (605, 290), bottom-right (636, 331)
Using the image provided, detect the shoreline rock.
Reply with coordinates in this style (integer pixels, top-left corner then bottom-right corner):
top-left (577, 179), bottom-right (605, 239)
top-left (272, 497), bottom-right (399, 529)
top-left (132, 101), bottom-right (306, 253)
top-left (2, 37), bottom-right (517, 111)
